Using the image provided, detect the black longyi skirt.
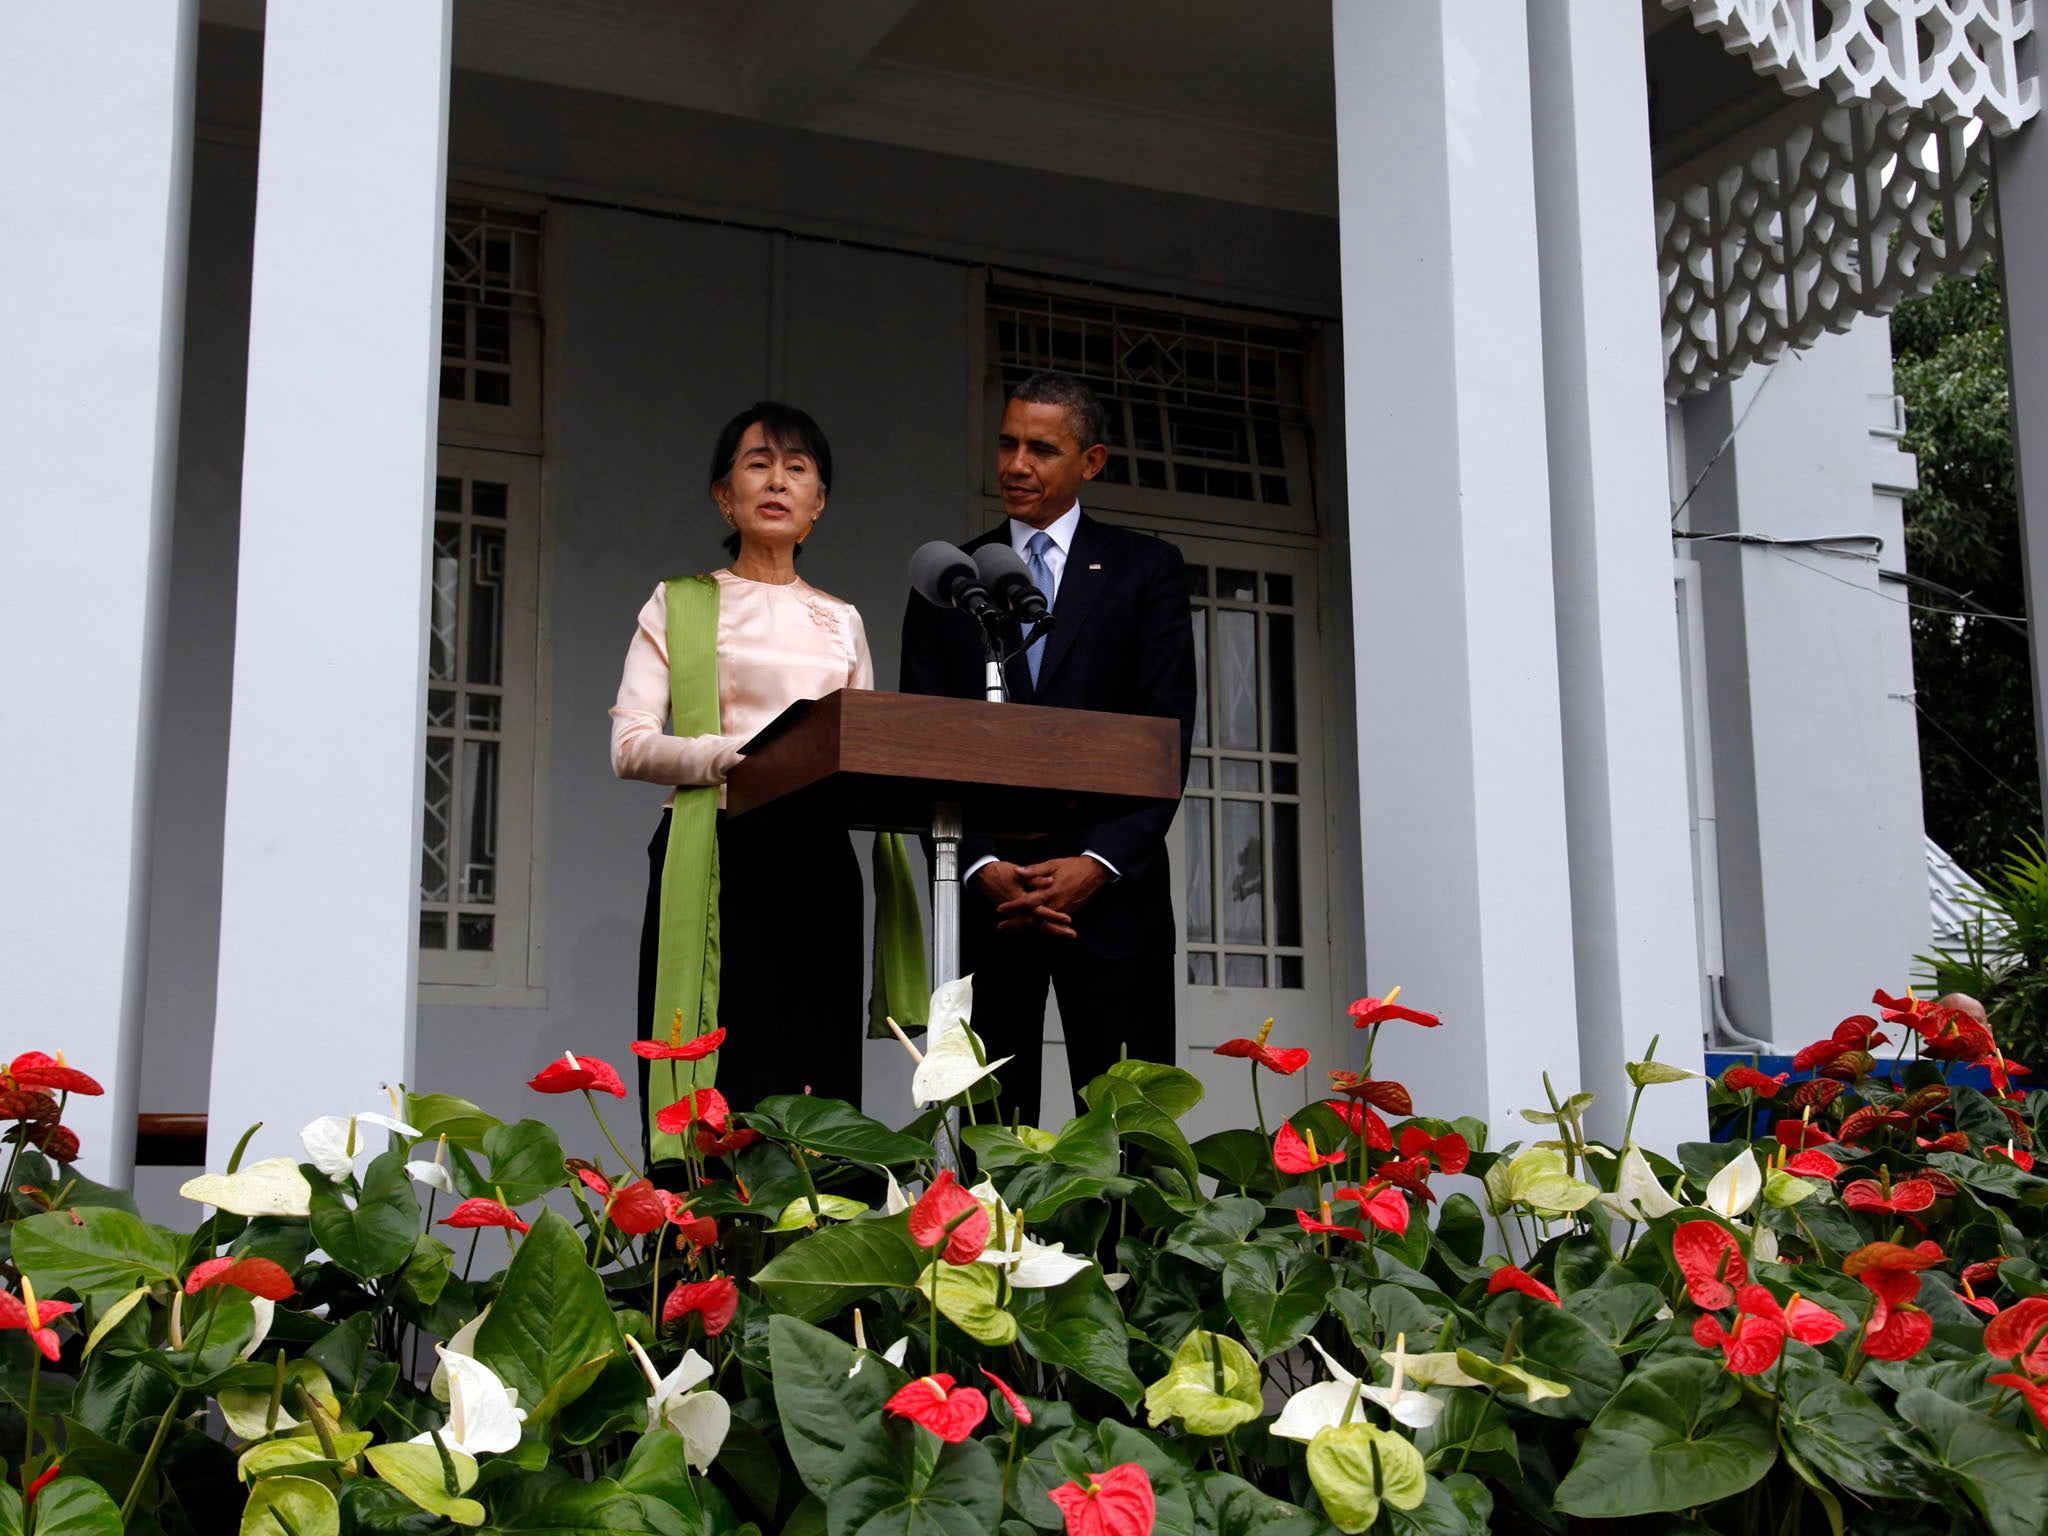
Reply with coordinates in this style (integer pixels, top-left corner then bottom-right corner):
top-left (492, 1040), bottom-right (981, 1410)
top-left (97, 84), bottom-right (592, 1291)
top-left (634, 809), bottom-right (864, 1158)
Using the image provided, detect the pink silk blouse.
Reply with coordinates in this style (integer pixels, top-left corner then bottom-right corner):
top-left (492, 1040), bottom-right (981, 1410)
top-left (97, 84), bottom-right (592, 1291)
top-left (609, 570), bottom-right (874, 806)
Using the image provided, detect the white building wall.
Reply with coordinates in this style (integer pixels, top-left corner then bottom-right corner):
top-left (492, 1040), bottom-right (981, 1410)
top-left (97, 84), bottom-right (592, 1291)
top-left (1681, 316), bottom-right (1929, 1046)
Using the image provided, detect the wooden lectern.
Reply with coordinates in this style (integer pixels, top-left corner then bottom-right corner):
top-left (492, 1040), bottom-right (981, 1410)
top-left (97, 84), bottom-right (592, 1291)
top-left (727, 689), bottom-right (1182, 985)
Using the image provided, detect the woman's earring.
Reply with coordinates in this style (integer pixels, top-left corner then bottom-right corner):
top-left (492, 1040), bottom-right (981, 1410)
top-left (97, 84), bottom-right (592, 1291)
top-left (799, 518), bottom-right (817, 544)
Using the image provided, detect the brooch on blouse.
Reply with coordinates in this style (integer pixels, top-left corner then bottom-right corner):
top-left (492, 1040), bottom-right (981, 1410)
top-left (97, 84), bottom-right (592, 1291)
top-left (801, 598), bottom-right (841, 637)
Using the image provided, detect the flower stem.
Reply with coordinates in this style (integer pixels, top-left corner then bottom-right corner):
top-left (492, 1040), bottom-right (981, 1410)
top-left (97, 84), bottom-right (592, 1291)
top-left (583, 1089), bottom-right (645, 1180)
top-left (926, 1249), bottom-right (943, 1373)
top-left (22, 1349), bottom-right (40, 1482)
top-left (120, 1388), bottom-right (184, 1524)
top-left (1250, 1066), bottom-right (1277, 1184)
top-left (792, 1145), bottom-right (823, 1220)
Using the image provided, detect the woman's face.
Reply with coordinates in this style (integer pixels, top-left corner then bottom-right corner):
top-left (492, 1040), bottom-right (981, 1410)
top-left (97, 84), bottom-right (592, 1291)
top-left (717, 421), bottom-right (826, 550)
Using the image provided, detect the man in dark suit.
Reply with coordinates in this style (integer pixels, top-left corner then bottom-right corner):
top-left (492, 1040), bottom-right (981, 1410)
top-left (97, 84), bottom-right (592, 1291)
top-left (900, 371), bottom-right (1197, 1123)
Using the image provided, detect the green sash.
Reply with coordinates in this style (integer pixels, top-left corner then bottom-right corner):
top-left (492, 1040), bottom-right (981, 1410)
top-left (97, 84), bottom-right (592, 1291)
top-left (648, 575), bottom-right (929, 1165)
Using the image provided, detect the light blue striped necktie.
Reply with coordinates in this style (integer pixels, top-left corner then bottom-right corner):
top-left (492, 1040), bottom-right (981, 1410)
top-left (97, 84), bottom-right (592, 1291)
top-left (1025, 530), bottom-right (1056, 685)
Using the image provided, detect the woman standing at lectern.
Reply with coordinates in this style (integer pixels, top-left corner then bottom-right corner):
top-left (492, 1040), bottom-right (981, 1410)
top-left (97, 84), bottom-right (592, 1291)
top-left (610, 402), bottom-right (872, 1171)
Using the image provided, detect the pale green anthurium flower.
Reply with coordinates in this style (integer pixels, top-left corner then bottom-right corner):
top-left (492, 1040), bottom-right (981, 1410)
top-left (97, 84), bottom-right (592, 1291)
top-left (406, 1134), bottom-right (455, 1194)
top-left (1453, 1349), bottom-right (1571, 1403)
top-left (179, 1157), bottom-right (314, 1218)
top-left (882, 1169), bottom-right (911, 1216)
top-left (627, 1336), bottom-right (728, 1472)
top-left (909, 977), bottom-right (1015, 1105)
top-left (1103, 1273), bottom-right (1131, 1293)
top-left (1751, 1222), bottom-right (1780, 1263)
top-left (1505, 1146), bottom-right (1599, 1215)
top-left (1144, 1329), bottom-right (1262, 1436)
top-left (432, 1308), bottom-right (489, 1401)
top-left (1763, 1168), bottom-right (1817, 1208)
top-left (217, 1361), bottom-right (338, 1439)
top-left (1306, 1421), bottom-right (1426, 1534)
top-left (1626, 1059), bottom-right (1706, 1087)
top-left (1704, 1147), bottom-right (1762, 1219)
top-left (417, 1343), bottom-right (525, 1457)
top-left (1596, 1144), bottom-right (1686, 1222)
top-left (1398, 1351), bottom-right (1481, 1389)
top-left (767, 1194), bottom-right (869, 1231)
top-left (301, 1111), bottom-right (421, 1182)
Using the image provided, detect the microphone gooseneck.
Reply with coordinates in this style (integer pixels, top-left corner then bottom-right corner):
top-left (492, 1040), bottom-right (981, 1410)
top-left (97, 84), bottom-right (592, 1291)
top-left (972, 543), bottom-right (1051, 624)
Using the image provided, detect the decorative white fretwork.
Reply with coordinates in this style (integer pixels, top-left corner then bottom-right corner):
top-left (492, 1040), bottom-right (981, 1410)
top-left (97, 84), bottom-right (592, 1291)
top-left (1666, 0), bottom-right (2038, 135)
top-left (1658, 99), bottom-right (1997, 396)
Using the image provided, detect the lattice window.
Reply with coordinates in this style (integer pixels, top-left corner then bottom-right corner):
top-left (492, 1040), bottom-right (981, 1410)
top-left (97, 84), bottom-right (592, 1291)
top-left (440, 204), bottom-right (543, 448)
top-left (1184, 565), bottom-right (1305, 990)
top-left (987, 284), bottom-right (1316, 531)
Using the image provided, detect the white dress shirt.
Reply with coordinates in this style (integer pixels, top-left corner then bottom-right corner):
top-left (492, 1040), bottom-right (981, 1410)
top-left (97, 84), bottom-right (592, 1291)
top-left (966, 502), bottom-right (1120, 886)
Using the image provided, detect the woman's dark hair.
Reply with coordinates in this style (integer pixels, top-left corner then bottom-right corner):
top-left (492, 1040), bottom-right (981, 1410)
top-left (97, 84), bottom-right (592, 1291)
top-left (710, 402), bottom-right (833, 559)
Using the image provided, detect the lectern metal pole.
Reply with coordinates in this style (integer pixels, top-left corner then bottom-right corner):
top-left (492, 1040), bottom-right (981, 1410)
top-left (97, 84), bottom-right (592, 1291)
top-left (983, 660), bottom-right (1007, 704)
top-left (930, 799), bottom-right (963, 986)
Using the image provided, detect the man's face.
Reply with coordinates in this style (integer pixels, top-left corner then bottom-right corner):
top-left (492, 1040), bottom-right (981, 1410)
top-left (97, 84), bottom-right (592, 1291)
top-left (995, 399), bottom-right (1107, 529)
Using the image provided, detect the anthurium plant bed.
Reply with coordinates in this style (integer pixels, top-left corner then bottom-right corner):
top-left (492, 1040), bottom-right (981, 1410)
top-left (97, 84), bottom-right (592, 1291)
top-left (3, 979), bottom-right (2047, 1535)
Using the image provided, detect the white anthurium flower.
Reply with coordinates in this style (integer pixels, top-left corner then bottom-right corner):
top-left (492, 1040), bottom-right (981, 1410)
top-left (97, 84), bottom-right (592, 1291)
top-left (978, 1234), bottom-right (1094, 1290)
top-left (301, 1111), bottom-right (422, 1182)
top-left (1598, 1145), bottom-right (1687, 1223)
top-left (179, 1157), bottom-right (313, 1218)
top-left (1752, 1222), bottom-right (1780, 1263)
top-left (848, 1310), bottom-right (912, 1378)
top-left (906, 975), bottom-right (1015, 1105)
top-left (415, 1343), bottom-right (525, 1457)
top-left (432, 1308), bottom-right (490, 1401)
top-left (240, 1297), bottom-right (276, 1361)
top-left (1399, 1352), bottom-right (1481, 1389)
top-left (1103, 1272), bottom-right (1131, 1293)
top-left (882, 1169), bottom-right (911, 1216)
top-left (628, 1337), bottom-right (729, 1472)
top-left (406, 1134), bottom-right (455, 1194)
top-left (1704, 1148), bottom-right (1763, 1220)
top-left (1359, 1334), bottom-right (1444, 1430)
top-left (1271, 1336), bottom-right (1364, 1444)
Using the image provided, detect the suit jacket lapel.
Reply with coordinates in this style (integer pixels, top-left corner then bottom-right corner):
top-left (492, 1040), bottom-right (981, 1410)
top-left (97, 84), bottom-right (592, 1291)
top-left (1036, 515), bottom-right (1108, 692)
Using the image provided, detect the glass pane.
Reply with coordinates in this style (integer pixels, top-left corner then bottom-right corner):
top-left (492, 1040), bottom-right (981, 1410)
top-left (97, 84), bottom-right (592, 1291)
top-left (1185, 798), bottom-right (1214, 944)
top-left (465, 525), bottom-right (505, 686)
top-left (1191, 612), bottom-right (1209, 749)
top-left (1278, 955), bottom-right (1304, 989)
top-left (441, 307), bottom-right (466, 358)
top-left (1220, 758), bottom-right (1259, 791)
top-left (1187, 566), bottom-right (1209, 598)
top-left (1099, 455), bottom-right (1131, 486)
top-left (435, 476), bottom-right (462, 513)
top-left (1266, 573), bottom-right (1293, 607)
top-left (465, 694), bottom-right (502, 732)
top-left (1216, 609), bottom-right (1258, 750)
top-left (1136, 458), bottom-right (1168, 490)
top-left (1217, 568), bottom-right (1258, 602)
top-left (1131, 402), bottom-right (1164, 453)
top-left (1224, 954), bottom-right (1266, 988)
top-left (1271, 761), bottom-right (1299, 795)
top-left (419, 911), bottom-right (448, 950)
top-left (439, 364), bottom-right (465, 400)
top-left (1188, 951), bottom-right (1216, 986)
top-left (1268, 613), bottom-right (1297, 755)
top-left (1260, 474), bottom-right (1291, 506)
top-left (1175, 463), bottom-right (1254, 500)
top-left (470, 481), bottom-right (508, 521)
top-left (1222, 799), bottom-right (1264, 944)
top-left (1273, 802), bottom-right (1301, 948)
top-left (430, 524), bottom-right (460, 681)
top-left (420, 735), bottom-right (453, 902)
top-left (1253, 419), bottom-right (1284, 468)
top-left (458, 914), bottom-right (495, 951)
top-left (475, 370), bottom-right (512, 407)
top-left (459, 738), bottom-right (499, 903)
top-left (1187, 758), bottom-right (1211, 790)
top-left (428, 688), bottom-right (456, 728)
top-left (1170, 408), bottom-right (1249, 462)
top-left (474, 306), bottom-right (511, 364)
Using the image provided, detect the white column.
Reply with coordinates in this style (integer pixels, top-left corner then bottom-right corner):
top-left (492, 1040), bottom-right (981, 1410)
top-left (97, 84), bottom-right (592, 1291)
top-left (0, 3), bottom-right (199, 1186)
top-left (1527, 0), bottom-right (1708, 1146)
top-left (1331, 3), bottom-right (1583, 1130)
top-left (209, 3), bottom-right (452, 1165)
top-left (1995, 123), bottom-right (2048, 839)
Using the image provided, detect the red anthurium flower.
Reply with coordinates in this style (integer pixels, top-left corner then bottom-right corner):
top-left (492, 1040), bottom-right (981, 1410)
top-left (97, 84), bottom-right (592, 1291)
top-left (1296, 1202), bottom-right (1369, 1242)
top-left (1374, 1154), bottom-right (1438, 1203)
top-left (1818, 1050), bottom-right (1876, 1082)
top-left (1859, 1268), bottom-right (1933, 1360)
top-left (1347, 987), bottom-right (1440, 1029)
top-left (1790, 1039), bottom-right (1844, 1074)
top-left (885, 1374), bottom-right (987, 1443)
top-left (980, 1367), bottom-right (1033, 1427)
top-left (655, 1088), bottom-right (731, 1136)
top-left (908, 1170), bottom-right (990, 1263)
top-left (23, 1463), bottom-right (59, 1507)
top-left (632, 1020), bottom-right (727, 1062)
top-left (1048, 1463), bottom-right (1156, 1536)
top-left (1873, 988), bottom-right (1941, 1025)
top-left (0, 1088), bottom-right (59, 1125)
top-left (1775, 1119), bottom-right (1837, 1150)
top-left (657, 1192), bottom-right (719, 1247)
top-left (1326, 1073), bottom-right (1414, 1117)
top-left (1322, 1099), bottom-right (1393, 1151)
top-left (606, 1179), bottom-right (669, 1237)
top-left (1790, 1078), bottom-right (1846, 1108)
top-left (1843, 1178), bottom-right (1936, 1215)
top-left (1916, 1132), bottom-right (1970, 1153)
top-left (527, 1051), bottom-right (628, 1098)
top-left (1842, 1241), bottom-right (1942, 1277)
top-left (33, 1125), bottom-right (79, 1164)
top-left (1397, 1125), bottom-right (1470, 1176)
top-left (1989, 1143), bottom-right (2037, 1172)
top-left (1334, 1181), bottom-right (1411, 1235)
top-left (440, 1198), bottom-right (531, 1234)
top-left (1274, 1122), bottom-right (1346, 1176)
top-left (1693, 1303), bottom-right (1785, 1376)
top-left (1920, 1169), bottom-right (1960, 1198)
top-left (1831, 1015), bottom-right (1889, 1051)
top-left (185, 1256), bottom-right (296, 1301)
top-left (570, 1163), bottom-right (612, 1199)
top-left (1924, 1016), bottom-right (1996, 1064)
top-left (0, 1289), bottom-right (75, 1362)
top-left (1990, 1373), bottom-right (2048, 1429)
top-left (1213, 1020), bottom-right (1310, 1076)
top-left (1672, 1221), bottom-right (1748, 1311)
top-left (1487, 1265), bottom-right (1559, 1305)
top-left (695, 1123), bottom-right (760, 1157)
top-left (6, 1052), bottom-right (104, 1097)
top-left (1963, 1293), bottom-right (2001, 1317)
top-left (1783, 1150), bottom-right (1843, 1180)
top-left (1721, 1065), bottom-right (1789, 1097)
top-left (1838, 1106), bottom-right (1910, 1145)
top-left (662, 1275), bottom-right (739, 1336)
top-left (1984, 1296), bottom-right (2048, 1372)
top-left (1782, 1294), bottom-right (1848, 1345)
top-left (1963, 1257), bottom-right (2007, 1292)
top-left (1976, 1052), bottom-right (2031, 1098)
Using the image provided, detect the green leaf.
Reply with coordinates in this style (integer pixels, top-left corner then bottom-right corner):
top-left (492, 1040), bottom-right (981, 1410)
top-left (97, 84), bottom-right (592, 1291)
top-left (12, 1208), bottom-right (182, 1296)
top-left (1897, 1386), bottom-right (2048, 1536)
top-left (1159, 1197), bottom-right (1264, 1271)
top-left (769, 1315), bottom-right (905, 1498)
top-left (1010, 1266), bottom-right (1144, 1410)
top-left (1106, 1100), bottom-right (1200, 1188)
top-left (0, 1486), bottom-right (18, 1536)
top-left (1411, 1389), bottom-right (1519, 1481)
top-left (1004, 1168), bottom-right (1132, 1225)
top-left (238, 1433), bottom-right (374, 1482)
top-left (241, 1474), bottom-right (341, 1536)
top-left (1551, 1356), bottom-right (1775, 1518)
top-left (1046, 1101), bottom-right (1122, 1176)
top-left (307, 1149), bottom-right (419, 1279)
top-left (1105, 1061), bottom-right (1205, 1120)
top-left (395, 1234), bottom-right (454, 1310)
top-left (1195, 1473), bottom-right (1325, 1536)
top-left (753, 1214), bottom-right (928, 1322)
top-left (1481, 1293), bottom-right (1621, 1420)
top-left (913, 1260), bottom-right (1017, 1346)
top-left (747, 1096), bottom-right (933, 1167)
top-left (615, 1426), bottom-right (708, 1522)
top-left (960, 1125), bottom-right (1053, 1172)
top-left (714, 1412), bottom-right (782, 1522)
top-left (1305, 1423), bottom-right (1425, 1534)
top-left (403, 1092), bottom-right (502, 1151)
top-left (828, 1412), bottom-right (1001, 1536)
top-left (81, 1286), bottom-right (152, 1359)
top-left (364, 1443), bottom-right (484, 1527)
top-left (1143, 1330), bottom-right (1262, 1437)
top-left (1191, 1131), bottom-right (1275, 1193)
top-left (26, 1478), bottom-right (124, 1536)
top-left (1222, 1245), bottom-right (1333, 1359)
top-left (474, 1209), bottom-right (623, 1427)
top-left (1386, 1472), bottom-right (1493, 1536)
top-left (1777, 1368), bottom-right (1938, 1501)
top-left (73, 1350), bottom-right (177, 1451)
top-left (1432, 1194), bottom-right (1485, 1266)
top-left (477, 1119), bottom-right (569, 1206)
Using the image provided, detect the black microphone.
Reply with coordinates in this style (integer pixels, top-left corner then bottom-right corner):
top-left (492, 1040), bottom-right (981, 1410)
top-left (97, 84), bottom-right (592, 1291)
top-left (972, 543), bottom-right (1051, 624)
top-left (909, 541), bottom-right (998, 622)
